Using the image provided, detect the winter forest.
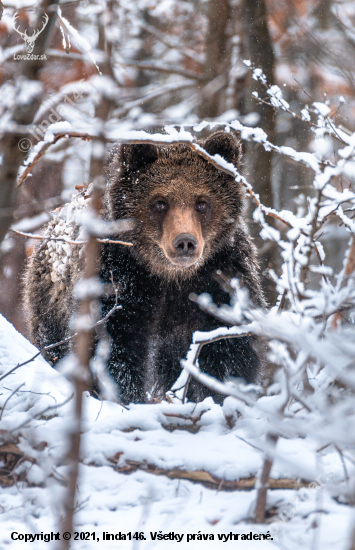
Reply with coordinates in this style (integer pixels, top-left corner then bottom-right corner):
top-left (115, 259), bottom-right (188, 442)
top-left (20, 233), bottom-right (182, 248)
top-left (2, 0), bottom-right (355, 548)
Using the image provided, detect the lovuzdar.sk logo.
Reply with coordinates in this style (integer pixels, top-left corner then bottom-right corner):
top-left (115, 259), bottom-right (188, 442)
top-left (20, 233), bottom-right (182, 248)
top-left (12, 10), bottom-right (49, 55)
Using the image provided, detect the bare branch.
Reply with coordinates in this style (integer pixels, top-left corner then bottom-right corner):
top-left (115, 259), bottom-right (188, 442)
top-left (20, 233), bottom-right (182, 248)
top-left (10, 229), bottom-right (133, 247)
top-left (121, 61), bottom-right (205, 81)
top-left (16, 132), bottom-right (93, 188)
top-left (0, 384), bottom-right (25, 421)
top-left (136, 21), bottom-right (203, 65)
top-left (0, 0), bottom-right (61, 246)
top-left (16, 131), bottom-right (296, 229)
top-left (0, 302), bottom-right (121, 382)
top-left (331, 235), bottom-right (355, 328)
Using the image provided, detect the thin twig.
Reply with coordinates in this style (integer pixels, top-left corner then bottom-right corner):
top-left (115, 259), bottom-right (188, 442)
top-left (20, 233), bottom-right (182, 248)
top-left (334, 444), bottom-right (350, 484)
top-left (0, 384), bottom-right (25, 421)
top-left (10, 229), bottom-right (133, 246)
top-left (331, 235), bottom-right (355, 329)
top-left (0, 353), bottom-right (41, 382)
top-left (183, 331), bottom-right (259, 403)
top-left (136, 20), bottom-right (203, 65)
top-left (294, 78), bottom-right (313, 100)
top-left (12, 393), bottom-right (75, 432)
top-left (16, 132), bottom-right (93, 188)
top-left (235, 435), bottom-right (263, 452)
top-left (181, 374), bottom-right (191, 404)
top-left (0, 303), bottom-right (122, 382)
top-left (121, 60), bottom-right (205, 81)
top-left (277, 289), bottom-right (287, 314)
top-left (300, 188), bottom-right (323, 284)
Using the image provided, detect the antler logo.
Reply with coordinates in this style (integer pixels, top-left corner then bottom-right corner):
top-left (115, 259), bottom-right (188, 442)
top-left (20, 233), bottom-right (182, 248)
top-left (12, 11), bottom-right (49, 54)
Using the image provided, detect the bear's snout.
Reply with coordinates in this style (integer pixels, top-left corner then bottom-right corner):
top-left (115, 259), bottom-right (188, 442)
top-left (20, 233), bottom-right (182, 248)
top-left (173, 233), bottom-right (198, 255)
top-left (159, 206), bottom-right (204, 268)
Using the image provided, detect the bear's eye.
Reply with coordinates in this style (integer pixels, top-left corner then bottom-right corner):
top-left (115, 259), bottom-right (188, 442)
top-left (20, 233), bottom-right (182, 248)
top-left (153, 201), bottom-right (168, 212)
top-left (195, 201), bottom-right (208, 213)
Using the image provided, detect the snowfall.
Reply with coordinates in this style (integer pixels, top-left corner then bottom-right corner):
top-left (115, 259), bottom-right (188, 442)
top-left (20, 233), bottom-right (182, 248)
top-left (0, 312), bottom-right (354, 550)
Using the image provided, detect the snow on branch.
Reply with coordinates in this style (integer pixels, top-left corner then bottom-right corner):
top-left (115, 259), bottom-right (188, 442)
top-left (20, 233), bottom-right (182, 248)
top-left (17, 126), bottom-right (318, 231)
top-left (10, 229), bottom-right (133, 247)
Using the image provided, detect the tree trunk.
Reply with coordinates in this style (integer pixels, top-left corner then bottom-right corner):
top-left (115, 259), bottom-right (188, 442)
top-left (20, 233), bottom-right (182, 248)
top-left (0, 0), bottom-right (59, 248)
top-left (241, 0), bottom-right (277, 305)
top-left (199, 0), bottom-right (230, 119)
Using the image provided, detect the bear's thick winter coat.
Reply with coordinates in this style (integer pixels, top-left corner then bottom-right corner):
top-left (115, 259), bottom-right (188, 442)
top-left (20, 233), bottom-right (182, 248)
top-left (24, 131), bottom-right (265, 404)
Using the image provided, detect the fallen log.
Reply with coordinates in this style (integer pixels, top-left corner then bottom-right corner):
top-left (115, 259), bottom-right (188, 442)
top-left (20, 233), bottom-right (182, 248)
top-left (109, 458), bottom-right (309, 491)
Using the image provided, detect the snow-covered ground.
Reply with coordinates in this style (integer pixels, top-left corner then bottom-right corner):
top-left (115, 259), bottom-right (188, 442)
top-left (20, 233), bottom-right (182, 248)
top-left (0, 313), bottom-right (353, 549)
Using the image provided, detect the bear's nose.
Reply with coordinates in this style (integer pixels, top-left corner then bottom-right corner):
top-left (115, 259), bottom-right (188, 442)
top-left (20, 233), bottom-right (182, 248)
top-left (173, 233), bottom-right (198, 255)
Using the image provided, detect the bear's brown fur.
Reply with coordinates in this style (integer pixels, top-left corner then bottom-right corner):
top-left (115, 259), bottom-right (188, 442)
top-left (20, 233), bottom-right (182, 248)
top-left (24, 131), bottom-right (265, 404)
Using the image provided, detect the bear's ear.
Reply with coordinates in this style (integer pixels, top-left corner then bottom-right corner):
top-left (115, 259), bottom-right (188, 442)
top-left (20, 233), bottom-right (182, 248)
top-left (119, 143), bottom-right (159, 172)
top-left (202, 131), bottom-right (242, 167)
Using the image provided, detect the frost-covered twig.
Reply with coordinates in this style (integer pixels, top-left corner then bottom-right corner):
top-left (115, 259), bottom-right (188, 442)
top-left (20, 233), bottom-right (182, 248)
top-left (10, 229), bottom-right (133, 247)
top-left (0, 301), bottom-right (121, 382)
top-left (0, 354), bottom-right (42, 382)
top-left (182, 355), bottom-right (256, 407)
top-left (17, 132), bottom-right (93, 188)
top-left (331, 236), bottom-right (355, 328)
top-left (250, 65), bottom-right (351, 147)
top-left (300, 189), bottom-right (323, 283)
top-left (181, 331), bottom-right (255, 403)
top-left (17, 130), bottom-right (299, 230)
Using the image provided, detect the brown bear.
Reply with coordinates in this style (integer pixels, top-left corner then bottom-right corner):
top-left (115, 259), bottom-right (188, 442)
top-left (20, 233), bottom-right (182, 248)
top-left (24, 131), bottom-right (265, 404)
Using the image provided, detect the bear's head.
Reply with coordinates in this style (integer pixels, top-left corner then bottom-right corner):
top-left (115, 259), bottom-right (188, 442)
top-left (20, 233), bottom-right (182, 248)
top-left (105, 131), bottom-right (244, 280)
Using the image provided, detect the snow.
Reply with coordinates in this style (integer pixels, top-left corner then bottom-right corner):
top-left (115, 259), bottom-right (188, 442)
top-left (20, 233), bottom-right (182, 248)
top-left (301, 108), bottom-right (311, 122)
top-left (40, 192), bottom-right (85, 284)
top-left (57, 7), bottom-right (101, 74)
top-left (17, 81), bottom-right (43, 106)
top-left (309, 137), bottom-right (333, 160)
top-left (11, 212), bottom-right (51, 232)
top-left (0, 313), bottom-right (354, 549)
top-left (252, 68), bottom-right (267, 86)
top-left (267, 85), bottom-right (290, 111)
top-left (313, 102), bottom-right (331, 117)
top-left (279, 146), bottom-right (320, 173)
top-left (74, 277), bottom-right (102, 300)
